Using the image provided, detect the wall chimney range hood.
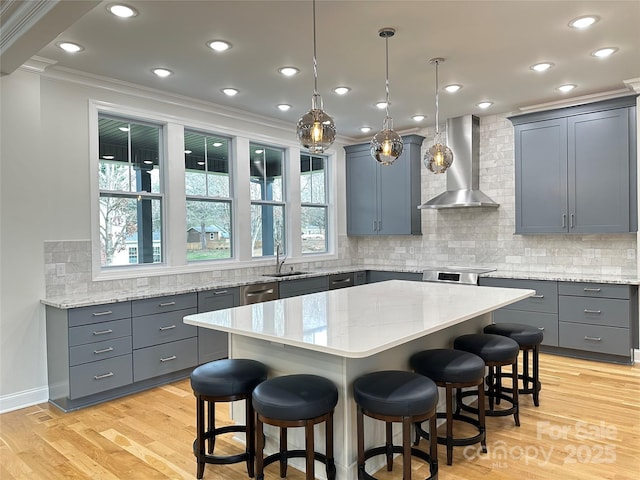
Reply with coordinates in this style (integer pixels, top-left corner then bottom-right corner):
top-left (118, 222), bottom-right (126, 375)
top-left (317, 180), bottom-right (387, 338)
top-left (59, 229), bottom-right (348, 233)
top-left (418, 115), bottom-right (499, 209)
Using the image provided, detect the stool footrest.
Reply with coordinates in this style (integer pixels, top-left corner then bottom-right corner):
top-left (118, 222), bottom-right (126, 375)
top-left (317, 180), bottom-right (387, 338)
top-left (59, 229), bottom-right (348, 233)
top-left (261, 450), bottom-right (336, 479)
top-left (458, 389), bottom-right (518, 418)
top-left (416, 413), bottom-right (486, 449)
top-left (192, 438), bottom-right (249, 466)
top-left (359, 445), bottom-right (437, 480)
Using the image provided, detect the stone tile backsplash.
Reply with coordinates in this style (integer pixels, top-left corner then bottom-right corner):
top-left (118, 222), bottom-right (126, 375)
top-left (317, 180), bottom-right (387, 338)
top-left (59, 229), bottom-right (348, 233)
top-left (44, 113), bottom-right (637, 297)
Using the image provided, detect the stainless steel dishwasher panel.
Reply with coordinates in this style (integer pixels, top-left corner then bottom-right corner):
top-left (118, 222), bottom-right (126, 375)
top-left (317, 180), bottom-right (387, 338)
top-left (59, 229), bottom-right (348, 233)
top-left (240, 282), bottom-right (279, 305)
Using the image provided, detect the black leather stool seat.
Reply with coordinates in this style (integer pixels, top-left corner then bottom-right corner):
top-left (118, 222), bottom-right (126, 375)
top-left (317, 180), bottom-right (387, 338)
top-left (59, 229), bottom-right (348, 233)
top-left (484, 323), bottom-right (544, 347)
top-left (410, 349), bottom-right (487, 466)
top-left (483, 323), bottom-right (543, 406)
top-left (454, 333), bottom-right (521, 425)
top-left (252, 374), bottom-right (338, 480)
top-left (353, 371), bottom-right (438, 480)
top-left (190, 359), bottom-right (269, 480)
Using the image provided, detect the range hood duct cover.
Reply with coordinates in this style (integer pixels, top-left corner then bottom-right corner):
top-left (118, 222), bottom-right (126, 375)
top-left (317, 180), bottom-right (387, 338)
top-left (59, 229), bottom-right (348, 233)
top-left (418, 115), bottom-right (499, 209)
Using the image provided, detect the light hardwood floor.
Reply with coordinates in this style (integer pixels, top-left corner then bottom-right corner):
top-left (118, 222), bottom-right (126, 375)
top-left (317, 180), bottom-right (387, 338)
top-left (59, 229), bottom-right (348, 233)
top-left (1, 353), bottom-right (639, 480)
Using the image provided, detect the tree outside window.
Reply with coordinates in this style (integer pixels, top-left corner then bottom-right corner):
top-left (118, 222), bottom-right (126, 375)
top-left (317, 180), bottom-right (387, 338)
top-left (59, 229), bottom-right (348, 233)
top-left (300, 153), bottom-right (328, 254)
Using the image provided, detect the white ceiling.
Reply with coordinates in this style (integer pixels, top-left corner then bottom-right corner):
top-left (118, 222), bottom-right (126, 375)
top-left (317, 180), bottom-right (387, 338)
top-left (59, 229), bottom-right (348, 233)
top-left (3, 0), bottom-right (639, 142)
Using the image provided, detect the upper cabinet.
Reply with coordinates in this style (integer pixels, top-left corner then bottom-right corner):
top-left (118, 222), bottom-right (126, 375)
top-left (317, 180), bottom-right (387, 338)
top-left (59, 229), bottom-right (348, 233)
top-left (510, 96), bottom-right (637, 234)
top-left (345, 134), bottom-right (424, 236)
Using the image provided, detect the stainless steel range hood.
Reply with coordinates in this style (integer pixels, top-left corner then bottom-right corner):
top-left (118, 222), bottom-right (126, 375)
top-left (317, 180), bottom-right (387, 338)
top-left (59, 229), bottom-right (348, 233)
top-left (418, 115), bottom-right (499, 209)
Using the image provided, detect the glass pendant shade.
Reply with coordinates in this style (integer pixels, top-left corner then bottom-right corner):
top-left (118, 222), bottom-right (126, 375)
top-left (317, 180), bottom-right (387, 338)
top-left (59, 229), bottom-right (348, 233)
top-left (297, 93), bottom-right (336, 154)
top-left (424, 131), bottom-right (454, 174)
top-left (371, 116), bottom-right (403, 165)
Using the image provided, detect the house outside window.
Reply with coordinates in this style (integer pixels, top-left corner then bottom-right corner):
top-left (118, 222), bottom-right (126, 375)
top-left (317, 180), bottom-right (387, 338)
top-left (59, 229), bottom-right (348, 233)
top-left (300, 153), bottom-right (328, 254)
top-left (184, 130), bottom-right (232, 261)
top-left (98, 114), bottom-right (163, 267)
top-left (249, 143), bottom-right (285, 257)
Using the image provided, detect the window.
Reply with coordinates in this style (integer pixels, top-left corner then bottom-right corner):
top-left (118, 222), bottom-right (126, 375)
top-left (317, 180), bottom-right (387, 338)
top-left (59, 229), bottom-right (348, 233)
top-left (184, 131), bottom-right (233, 261)
top-left (250, 143), bottom-right (285, 258)
top-left (98, 114), bottom-right (163, 267)
top-left (300, 153), bottom-right (328, 254)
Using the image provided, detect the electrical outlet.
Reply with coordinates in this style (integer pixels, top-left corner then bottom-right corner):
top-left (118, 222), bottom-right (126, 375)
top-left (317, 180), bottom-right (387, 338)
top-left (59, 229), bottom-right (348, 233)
top-left (56, 263), bottom-right (65, 277)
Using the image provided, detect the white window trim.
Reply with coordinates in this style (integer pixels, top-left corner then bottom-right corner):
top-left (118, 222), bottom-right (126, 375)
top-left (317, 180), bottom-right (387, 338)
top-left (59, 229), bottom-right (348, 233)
top-left (89, 100), bottom-right (339, 282)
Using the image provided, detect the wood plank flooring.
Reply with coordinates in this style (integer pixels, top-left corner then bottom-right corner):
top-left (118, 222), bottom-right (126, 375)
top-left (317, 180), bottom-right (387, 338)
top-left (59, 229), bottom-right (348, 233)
top-left (1, 353), bottom-right (638, 479)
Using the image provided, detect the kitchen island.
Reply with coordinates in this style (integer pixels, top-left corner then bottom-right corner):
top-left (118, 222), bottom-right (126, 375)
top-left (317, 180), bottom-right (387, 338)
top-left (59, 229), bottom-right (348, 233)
top-left (184, 280), bottom-right (534, 479)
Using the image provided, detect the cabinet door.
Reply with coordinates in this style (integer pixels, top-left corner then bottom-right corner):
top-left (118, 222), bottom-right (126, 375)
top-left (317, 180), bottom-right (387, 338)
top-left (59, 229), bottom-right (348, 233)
top-left (514, 118), bottom-right (568, 233)
top-left (378, 151), bottom-right (411, 234)
top-left (568, 108), bottom-right (630, 233)
top-left (345, 147), bottom-right (378, 235)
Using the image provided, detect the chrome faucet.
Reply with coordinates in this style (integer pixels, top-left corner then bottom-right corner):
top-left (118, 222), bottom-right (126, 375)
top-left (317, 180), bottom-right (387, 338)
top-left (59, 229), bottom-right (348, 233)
top-left (276, 242), bottom-right (286, 273)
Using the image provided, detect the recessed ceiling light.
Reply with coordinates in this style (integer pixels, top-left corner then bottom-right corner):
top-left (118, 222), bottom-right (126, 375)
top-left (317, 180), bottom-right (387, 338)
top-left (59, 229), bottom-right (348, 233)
top-left (197, 161), bottom-right (205, 166)
top-left (333, 86), bottom-right (351, 95)
top-left (569, 15), bottom-right (599, 29)
top-left (557, 84), bottom-right (577, 93)
top-left (212, 142), bottom-right (223, 147)
top-left (102, 155), bottom-right (115, 160)
top-left (57, 42), bottom-right (83, 53)
top-left (255, 149), bottom-right (264, 154)
top-left (107, 4), bottom-right (137, 18)
top-left (278, 66), bottom-right (299, 77)
top-left (143, 160), bottom-right (153, 165)
top-left (360, 126), bottom-right (372, 133)
top-left (412, 115), bottom-right (425, 122)
top-left (152, 68), bottom-right (172, 78)
top-left (376, 101), bottom-right (388, 109)
top-left (591, 47), bottom-right (618, 58)
top-left (477, 101), bottom-right (493, 109)
top-left (222, 88), bottom-right (239, 96)
top-left (277, 104), bottom-right (291, 111)
top-left (444, 84), bottom-right (462, 93)
top-left (208, 40), bottom-right (231, 52)
top-left (184, 150), bottom-right (192, 154)
top-left (531, 62), bottom-right (554, 72)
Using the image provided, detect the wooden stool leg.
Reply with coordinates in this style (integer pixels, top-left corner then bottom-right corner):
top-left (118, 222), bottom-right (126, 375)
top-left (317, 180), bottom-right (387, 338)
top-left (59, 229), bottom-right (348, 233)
top-left (325, 412), bottom-right (335, 480)
top-left (196, 396), bottom-right (205, 479)
top-left (305, 422), bottom-right (315, 480)
top-left (279, 427), bottom-right (287, 477)
top-left (477, 380), bottom-right (487, 453)
top-left (255, 414), bottom-right (265, 480)
top-left (357, 406), bottom-right (365, 477)
top-left (429, 412), bottom-right (438, 474)
top-left (522, 349), bottom-right (530, 392)
top-left (245, 398), bottom-right (255, 477)
top-left (446, 385), bottom-right (454, 466)
top-left (533, 344), bottom-right (540, 406)
top-left (207, 399), bottom-right (215, 454)
top-left (512, 360), bottom-right (520, 426)
top-left (385, 421), bottom-right (393, 471)
top-left (402, 416), bottom-right (412, 480)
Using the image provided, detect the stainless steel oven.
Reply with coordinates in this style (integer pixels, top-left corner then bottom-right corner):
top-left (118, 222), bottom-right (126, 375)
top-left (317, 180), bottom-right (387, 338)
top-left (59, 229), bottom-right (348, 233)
top-left (422, 266), bottom-right (496, 285)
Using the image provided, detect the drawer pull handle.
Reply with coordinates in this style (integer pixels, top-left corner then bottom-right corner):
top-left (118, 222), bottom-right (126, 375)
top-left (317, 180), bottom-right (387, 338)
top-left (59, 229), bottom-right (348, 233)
top-left (331, 278), bottom-right (352, 285)
top-left (583, 309), bottom-right (601, 314)
top-left (583, 288), bottom-right (602, 292)
top-left (94, 372), bottom-right (114, 380)
top-left (160, 355), bottom-right (177, 362)
top-left (538, 327), bottom-right (545, 331)
top-left (246, 289), bottom-right (274, 296)
top-left (584, 336), bottom-right (602, 342)
top-left (531, 294), bottom-right (545, 299)
top-left (159, 301), bottom-right (176, 307)
top-left (159, 325), bottom-right (176, 331)
top-left (93, 347), bottom-right (114, 354)
top-left (92, 311), bottom-right (113, 317)
top-left (213, 290), bottom-right (228, 295)
top-left (93, 329), bottom-right (113, 336)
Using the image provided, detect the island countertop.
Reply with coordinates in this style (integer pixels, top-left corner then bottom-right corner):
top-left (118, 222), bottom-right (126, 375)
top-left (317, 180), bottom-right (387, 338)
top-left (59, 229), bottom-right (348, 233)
top-left (184, 280), bottom-right (535, 358)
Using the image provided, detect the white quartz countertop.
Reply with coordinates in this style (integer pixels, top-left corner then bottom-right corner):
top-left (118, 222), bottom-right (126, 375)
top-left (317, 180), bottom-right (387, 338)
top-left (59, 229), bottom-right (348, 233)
top-left (184, 280), bottom-right (535, 358)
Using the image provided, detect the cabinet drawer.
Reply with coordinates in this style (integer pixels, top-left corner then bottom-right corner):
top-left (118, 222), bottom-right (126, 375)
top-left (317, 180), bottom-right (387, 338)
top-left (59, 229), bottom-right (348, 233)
top-left (329, 273), bottom-right (354, 290)
top-left (492, 309), bottom-right (558, 347)
top-left (132, 307), bottom-right (197, 349)
top-left (69, 354), bottom-right (132, 399)
top-left (69, 336), bottom-right (132, 367)
top-left (480, 278), bottom-right (558, 313)
top-left (198, 328), bottom-right (228, 364)
top-left (68, 318), bottom-right (131, 347)
top-left (133, 338), bottom-right (198, 382)
top-left (559, 322), bottom-right (630, 356)
top-left (559, 296), bottom-right (630, 328)
top-left (558, 282), bottom-right (631, 299)
top-left (68, 302), bottom-right (131, 327)
top-left (198, 287), bottom-right (239, 312)
top-left (132, 293), bottom-right (197, 317)
top-left (279, 277), bottom-right (328, 298)
top-left (354, 271), bottom-right (367, 285)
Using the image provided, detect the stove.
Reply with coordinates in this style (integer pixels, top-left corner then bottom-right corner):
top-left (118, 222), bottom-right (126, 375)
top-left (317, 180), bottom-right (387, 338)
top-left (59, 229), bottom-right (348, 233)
top-left (422, 266), bottom-right (497, 285)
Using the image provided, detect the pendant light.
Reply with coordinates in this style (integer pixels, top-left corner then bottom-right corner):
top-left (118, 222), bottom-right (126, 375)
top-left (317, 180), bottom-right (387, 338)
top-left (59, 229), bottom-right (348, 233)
top-left (296, 0), bottom-right (336, 154)
top-left (370, 28), bottom-right (403, 165)
top-left (424, 57), bottom-right (454, 174)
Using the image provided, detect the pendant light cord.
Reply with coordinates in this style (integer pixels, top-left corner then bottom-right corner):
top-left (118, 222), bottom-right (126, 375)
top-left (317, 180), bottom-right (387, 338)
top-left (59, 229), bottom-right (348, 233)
top-left (312, 0), bottom-right (318, 96)
top-left (434, 59), bottom-right (440, 134)
top-left (384, 34), bottom-right (390, 119)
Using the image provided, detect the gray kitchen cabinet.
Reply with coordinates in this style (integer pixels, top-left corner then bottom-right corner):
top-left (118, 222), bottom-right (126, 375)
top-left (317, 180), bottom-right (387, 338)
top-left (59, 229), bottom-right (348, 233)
top-left (354, 271), bottom-right (367, 285)
top-left (197, 287), bottom-right (239, 363)
top-left (510, 96), bottom-right (637, 234)
top-left (278, 276), bottom-right (329, 298)
top-left (479, 277), bottom-right (558, 346)
top-left (328, 272), bottom-right (355, 290)
top-left (366, 271), bottom-right (422, 283)
top-left (345, 134), bottom-right (424, 236)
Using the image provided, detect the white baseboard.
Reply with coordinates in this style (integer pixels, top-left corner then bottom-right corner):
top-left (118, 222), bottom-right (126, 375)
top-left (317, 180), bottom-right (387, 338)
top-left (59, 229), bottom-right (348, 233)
top-left (633, 349), bottom-right (639, 364)
top-left (0, 386), bottom-right (49, 414)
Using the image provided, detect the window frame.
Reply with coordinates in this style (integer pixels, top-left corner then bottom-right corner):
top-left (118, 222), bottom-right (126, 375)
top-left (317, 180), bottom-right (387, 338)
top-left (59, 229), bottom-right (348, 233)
top-left (300, 152), bottom-right (329, 255)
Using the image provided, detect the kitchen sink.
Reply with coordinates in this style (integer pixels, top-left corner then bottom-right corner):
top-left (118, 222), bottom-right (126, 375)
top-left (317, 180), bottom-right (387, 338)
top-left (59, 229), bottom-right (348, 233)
top-left (262, 271), bottom-right (310, 278)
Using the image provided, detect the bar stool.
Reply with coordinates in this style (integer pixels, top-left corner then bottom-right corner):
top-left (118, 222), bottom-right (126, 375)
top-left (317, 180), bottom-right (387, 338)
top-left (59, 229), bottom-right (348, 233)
top-left (410, 349), bottom-right (486, 466)
top-left (483, 323), bottom-right (543, 406)
top-left (453, 333), bottom-right (521, 426)
top-left (353, 370), bottom-right (438, 480)
top-left (190, 358), bottom-right (269, 479)
top-left (252, 374), bottom-right (338, 480)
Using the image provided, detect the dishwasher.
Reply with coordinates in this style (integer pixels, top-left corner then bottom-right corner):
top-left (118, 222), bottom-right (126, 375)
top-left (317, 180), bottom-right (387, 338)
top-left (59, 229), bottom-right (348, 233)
top-left (240, 281), bottom-right (279, 305)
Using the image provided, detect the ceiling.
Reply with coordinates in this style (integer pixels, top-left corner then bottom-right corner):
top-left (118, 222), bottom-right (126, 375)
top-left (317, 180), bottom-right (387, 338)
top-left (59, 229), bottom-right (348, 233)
top-left (2, 0), bottom-right (639, 142)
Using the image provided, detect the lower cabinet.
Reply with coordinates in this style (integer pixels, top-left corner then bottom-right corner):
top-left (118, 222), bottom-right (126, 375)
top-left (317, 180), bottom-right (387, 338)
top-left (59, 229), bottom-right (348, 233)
top-left (366, 270), bottom-right (423, 283)
top-left (278, 276), bottom-right (329, 298)
top-left (479, 277), bottom-right (637, 363)
top-left (197, 287), bottom-right (239, 363)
